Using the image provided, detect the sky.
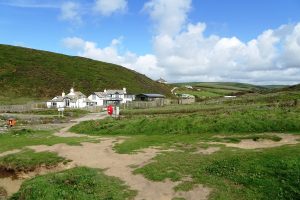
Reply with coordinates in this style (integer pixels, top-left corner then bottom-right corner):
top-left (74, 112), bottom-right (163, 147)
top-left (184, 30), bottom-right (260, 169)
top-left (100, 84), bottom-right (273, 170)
top-left (1, 0), bottom-right (300, 85)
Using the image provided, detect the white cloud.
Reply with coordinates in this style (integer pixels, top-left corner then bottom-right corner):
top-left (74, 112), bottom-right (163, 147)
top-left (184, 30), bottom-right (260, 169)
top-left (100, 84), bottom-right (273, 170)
top-left (62, 22), bottom-right (300, 85)
top-left (94, 0), bottom-right (127, 16)
top-left (60, 1), bottom-right (82, 24)
top-left (143, 0), bottom-right (191, 35)
top-left (153, 22), bottom-right (300, 84)
top-left (62, 1), bottom-right (300, 85)
top-left (62, 37), bottom-right (165, 79)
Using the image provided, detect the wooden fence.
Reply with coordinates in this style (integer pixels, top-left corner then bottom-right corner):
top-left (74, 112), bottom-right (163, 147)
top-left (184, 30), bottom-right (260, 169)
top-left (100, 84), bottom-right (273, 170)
top-left (0, 102), bottom-right (46, 113)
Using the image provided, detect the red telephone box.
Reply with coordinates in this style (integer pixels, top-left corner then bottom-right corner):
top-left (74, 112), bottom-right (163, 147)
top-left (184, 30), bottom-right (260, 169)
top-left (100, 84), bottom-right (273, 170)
top-left (107, 105), bottom-right (113, 115)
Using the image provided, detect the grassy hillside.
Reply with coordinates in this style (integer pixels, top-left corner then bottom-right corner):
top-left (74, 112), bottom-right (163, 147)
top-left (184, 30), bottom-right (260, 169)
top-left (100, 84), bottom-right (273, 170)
top-left (0, 44), bottom-right (171, 101)
top-left (170, 82), bottom-right (292, 100)
top-left (171, 82), bottom-right (258, 100)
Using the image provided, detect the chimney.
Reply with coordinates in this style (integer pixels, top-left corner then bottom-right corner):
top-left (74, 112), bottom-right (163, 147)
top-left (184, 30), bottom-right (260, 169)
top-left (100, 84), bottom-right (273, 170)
top-left (123, 87), bottom-right (126, 94)
top-left (104, 89), bottom-right (107, 93)
top-left (70, 87), bottom-right (74, 94)
top-left (62, 91), bottom-right (65, 97)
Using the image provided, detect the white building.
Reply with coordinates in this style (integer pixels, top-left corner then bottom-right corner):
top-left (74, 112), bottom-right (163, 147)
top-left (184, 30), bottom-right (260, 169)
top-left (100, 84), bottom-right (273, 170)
top-left (156, 78), bottom-right (167, 84)
top-left (47, 88), bottom-right (93, 108)
top-left (88, 88), bottom-right (134, 106)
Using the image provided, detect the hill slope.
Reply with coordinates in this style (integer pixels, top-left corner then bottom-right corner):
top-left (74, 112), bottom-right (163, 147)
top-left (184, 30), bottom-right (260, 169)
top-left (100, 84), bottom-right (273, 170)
top-left (0, 44), bottom-right (171, 99)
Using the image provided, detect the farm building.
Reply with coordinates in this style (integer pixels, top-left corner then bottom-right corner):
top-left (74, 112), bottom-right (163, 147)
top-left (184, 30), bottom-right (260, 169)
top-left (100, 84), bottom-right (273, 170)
top-left (135, 94), bottom-right (165, 101)
top-left (88, 88), bottom-right (134, 106)
top-left (46, 88), bottom-right (92, 108)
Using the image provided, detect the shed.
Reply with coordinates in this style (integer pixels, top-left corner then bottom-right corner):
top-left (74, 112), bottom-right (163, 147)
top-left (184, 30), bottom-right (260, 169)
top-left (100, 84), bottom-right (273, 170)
top-left (135, 94), bottom-right (165, 101)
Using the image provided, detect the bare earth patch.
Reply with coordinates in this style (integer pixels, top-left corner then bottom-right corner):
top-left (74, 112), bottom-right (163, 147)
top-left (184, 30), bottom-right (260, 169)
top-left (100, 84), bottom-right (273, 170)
top-left (192, 147), bottom-right (221, 155)
top-left (0, 150), bottom-right (21, 157)
top-left (29, 138), bottom-right (211, 200)
top-left (210, 134), bottom-right (300, 149)
top-left (0, 162), bottom-right (74, 197)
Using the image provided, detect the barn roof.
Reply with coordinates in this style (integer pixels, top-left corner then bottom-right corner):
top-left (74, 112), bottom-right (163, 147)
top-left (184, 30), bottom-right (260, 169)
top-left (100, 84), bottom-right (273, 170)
top-left (136, 94), bottom-right (165, 98)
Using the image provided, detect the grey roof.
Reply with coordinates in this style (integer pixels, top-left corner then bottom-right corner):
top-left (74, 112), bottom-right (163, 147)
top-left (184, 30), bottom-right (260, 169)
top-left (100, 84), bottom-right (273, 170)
top-left (136, 94), bottom-right (165, 98)
top-left (106, 90), bottom-right (125, 95)
top-left (65, 91), bottom-right (86, 100)
top-left (94, 92), bottom-right (106, 98)
top-left (49, 96), bottom-right (64, 102)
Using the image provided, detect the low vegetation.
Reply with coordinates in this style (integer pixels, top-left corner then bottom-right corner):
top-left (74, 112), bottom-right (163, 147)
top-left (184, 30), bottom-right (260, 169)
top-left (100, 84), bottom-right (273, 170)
top-left (0, 129), bottom-right (95, 153)
top-left (134, 144), bottom-right (300, 200)
top-left (0, 150), bottom-right (67, 173)
top-left (11, 167), bottom-right (136, 200)
top-left (71, 108), bottom-right (300, 136)
top-left (26, 109), bottom-right (90, 118)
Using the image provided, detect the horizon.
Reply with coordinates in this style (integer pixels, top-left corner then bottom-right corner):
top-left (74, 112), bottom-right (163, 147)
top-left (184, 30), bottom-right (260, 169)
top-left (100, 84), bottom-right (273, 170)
top-left (1, 0), bottom-right (300, 85)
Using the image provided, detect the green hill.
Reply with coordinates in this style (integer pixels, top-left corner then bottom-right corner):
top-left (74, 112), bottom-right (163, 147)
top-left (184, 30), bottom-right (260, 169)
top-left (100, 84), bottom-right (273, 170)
top-left (0, 44), bottom-right (171, 103)
top-left (171, 82), bottom-right (264, 100)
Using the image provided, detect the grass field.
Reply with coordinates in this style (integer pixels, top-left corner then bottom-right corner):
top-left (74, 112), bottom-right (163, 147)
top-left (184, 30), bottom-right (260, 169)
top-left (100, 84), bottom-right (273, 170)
top-left (11, 167), bottom-right (136, 200)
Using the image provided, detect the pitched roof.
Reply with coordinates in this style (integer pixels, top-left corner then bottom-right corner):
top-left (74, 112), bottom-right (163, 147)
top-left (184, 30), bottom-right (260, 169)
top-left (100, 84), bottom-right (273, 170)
top-left (106, 89), bottom-right (125, 95)
top-left (93, 92), bottom-right (106, 98)
top-left (66, 91), bottom-right (86, 99)
top-left (49, 96), bottom-right (64, 102)
top-left (136, 94), bottom-right (165, 98)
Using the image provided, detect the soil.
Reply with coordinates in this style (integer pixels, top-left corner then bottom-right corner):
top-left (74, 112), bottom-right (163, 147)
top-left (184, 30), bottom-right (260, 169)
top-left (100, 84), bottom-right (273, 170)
top-left (0, 162), bottom-right (74, 197)
top-left (192, 147), bottom-right (221, 154)
top-left (29, 138), bottom-right (211, 200)
top-left (210, 133), bottom-right (300, 149)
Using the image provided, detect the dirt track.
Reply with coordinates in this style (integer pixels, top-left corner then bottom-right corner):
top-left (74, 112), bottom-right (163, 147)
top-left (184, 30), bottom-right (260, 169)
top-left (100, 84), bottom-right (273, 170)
top-left (29, 139), bottom-right (211, 200)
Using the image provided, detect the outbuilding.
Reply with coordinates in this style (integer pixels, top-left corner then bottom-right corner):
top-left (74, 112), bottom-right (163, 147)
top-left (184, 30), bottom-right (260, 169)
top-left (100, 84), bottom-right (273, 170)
top-left (135, 94), bottom-right (165, 101)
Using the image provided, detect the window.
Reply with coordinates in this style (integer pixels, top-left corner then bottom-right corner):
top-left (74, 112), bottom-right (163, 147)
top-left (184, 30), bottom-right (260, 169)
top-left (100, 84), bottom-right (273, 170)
top-left (92, 94), bottom-right (96, 100)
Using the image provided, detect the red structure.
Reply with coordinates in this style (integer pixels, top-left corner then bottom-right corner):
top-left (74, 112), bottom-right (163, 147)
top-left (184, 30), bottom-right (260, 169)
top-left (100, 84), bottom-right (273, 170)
top-left (7, 118), bottom-right (16, 127)
top-left (107, 105), bottom-right (113, 115)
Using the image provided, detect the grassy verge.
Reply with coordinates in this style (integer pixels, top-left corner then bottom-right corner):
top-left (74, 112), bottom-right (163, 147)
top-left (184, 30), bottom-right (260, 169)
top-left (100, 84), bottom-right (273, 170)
top-left (11, 167), bottom-right (136, 200)
top-left (25, 109), bottom-right (90, 118)
top-left (0, 129), bottom-right (95, 153)
top-left (0, 150), bottom-right (68, 173)
top-left (134, 144), bottom-right (300, 200)
top-left (71, 108), bottom-right (300, 136)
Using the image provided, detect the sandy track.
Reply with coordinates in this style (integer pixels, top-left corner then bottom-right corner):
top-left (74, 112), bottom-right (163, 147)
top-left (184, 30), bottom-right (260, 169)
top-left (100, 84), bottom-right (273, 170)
top-left (209, 133), bottom-right (300, 149)
top-left (53, 112), bottom-right (108, 137)
top-left (29, 138), bottom-right (211, 200)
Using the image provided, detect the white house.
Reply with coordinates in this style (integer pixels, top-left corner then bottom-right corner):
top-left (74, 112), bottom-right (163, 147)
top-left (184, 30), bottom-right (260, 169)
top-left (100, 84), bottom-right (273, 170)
top-left (156, 78), bottom-right (167, 84)
top-left (88, 88), bottom-right (134, 106)
top-left (47, 88), bottom-right (93, 108)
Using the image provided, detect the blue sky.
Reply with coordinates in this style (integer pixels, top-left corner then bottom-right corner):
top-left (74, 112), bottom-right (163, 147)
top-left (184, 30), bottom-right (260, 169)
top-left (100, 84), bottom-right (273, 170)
top-left (1, 0), bottom-right (300, 84)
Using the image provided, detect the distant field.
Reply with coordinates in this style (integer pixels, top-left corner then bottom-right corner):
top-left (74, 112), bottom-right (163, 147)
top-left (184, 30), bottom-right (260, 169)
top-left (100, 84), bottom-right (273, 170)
top-left (171, 82), bottom-right (266, 99)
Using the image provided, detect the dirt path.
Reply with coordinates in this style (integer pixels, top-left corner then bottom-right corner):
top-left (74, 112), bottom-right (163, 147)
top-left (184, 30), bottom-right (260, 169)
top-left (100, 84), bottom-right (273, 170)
top-left (29, 138), bottom-right (211, 200)
top-left (210, 133), bottom-right (300, 149)
top-left (53, 112), bottom-right (108, 137)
